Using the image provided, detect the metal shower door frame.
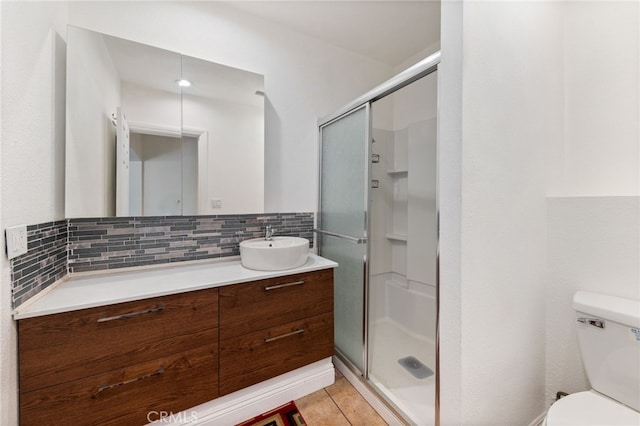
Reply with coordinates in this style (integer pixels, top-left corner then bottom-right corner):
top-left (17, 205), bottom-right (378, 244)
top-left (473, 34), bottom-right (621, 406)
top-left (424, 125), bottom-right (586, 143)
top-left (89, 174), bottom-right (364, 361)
top-left (316, 50), bottom-right (441, 425)
top-left (316, 102), bottom-right (371, 376)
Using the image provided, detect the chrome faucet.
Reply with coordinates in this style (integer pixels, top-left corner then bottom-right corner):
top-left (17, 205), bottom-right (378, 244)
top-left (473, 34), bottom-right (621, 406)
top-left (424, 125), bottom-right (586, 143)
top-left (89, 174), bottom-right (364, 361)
top-left (265, 225), bottom-right (275, 241)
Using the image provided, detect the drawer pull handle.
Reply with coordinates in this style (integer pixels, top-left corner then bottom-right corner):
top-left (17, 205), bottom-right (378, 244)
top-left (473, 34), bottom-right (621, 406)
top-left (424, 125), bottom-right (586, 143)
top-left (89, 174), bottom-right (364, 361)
top-left (95, 366), bottom-right (165, 396)
top-left (264, 280), bottom-right (305, 291)
top-left (97, 305), bottom-right (164, 323)
top-left (264, 328), bottom-right (305, 343)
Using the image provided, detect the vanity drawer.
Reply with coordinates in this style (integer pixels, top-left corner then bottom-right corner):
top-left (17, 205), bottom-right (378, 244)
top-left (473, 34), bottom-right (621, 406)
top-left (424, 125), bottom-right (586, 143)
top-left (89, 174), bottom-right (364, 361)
top-left (18, 288), bottom-right (218, 393)
top-left (19, 344), bottom-right (218, 426)
top-left (219, 269), bottom-right (333, 340)
top-left (219, 311), bottom-right (334, 395)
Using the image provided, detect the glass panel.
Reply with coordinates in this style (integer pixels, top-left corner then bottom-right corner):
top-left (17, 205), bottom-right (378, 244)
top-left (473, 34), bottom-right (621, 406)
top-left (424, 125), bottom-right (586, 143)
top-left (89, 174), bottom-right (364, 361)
top-left (319, 234), bottom-right (366, 371)
top-left (318, 105), bottom-right (369, 372)
top-left (319, 106), bottom-right (368, 239)
top-left (367, 71), bottom-right (438, 425)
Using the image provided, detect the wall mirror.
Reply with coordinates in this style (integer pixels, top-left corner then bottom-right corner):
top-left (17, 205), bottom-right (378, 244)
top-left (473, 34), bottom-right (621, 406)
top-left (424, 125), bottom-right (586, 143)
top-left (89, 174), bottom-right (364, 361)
top-left (65, 26), bottom-right (265, 218)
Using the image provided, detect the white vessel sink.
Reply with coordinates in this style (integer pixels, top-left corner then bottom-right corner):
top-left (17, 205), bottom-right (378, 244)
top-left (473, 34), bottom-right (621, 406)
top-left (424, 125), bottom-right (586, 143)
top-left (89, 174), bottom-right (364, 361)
top-left (239, 236), bottom-right (310, 271)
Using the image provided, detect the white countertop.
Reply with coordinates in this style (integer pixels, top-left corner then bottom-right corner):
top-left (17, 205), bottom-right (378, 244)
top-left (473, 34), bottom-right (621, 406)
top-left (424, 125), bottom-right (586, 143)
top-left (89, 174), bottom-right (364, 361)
top-left (14, 254), bottom-right (338, 320)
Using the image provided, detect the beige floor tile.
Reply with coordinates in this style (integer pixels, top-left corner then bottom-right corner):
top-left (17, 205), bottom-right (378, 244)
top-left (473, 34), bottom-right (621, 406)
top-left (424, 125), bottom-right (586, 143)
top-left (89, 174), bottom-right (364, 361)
top-left (296, 388), bottom-right (351, 426)
top-left (325, 377), bottom-right (388, 426)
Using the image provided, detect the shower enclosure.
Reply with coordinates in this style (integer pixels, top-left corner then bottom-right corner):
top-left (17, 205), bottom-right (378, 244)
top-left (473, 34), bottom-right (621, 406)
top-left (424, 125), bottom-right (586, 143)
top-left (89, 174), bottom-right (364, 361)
top-left (316, 53), bottom-right (439, 425)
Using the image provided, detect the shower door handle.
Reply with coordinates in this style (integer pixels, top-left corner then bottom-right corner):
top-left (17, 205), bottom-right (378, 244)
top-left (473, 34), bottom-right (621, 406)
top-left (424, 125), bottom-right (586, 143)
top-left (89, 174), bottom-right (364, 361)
top-left (313, 229), bottom-right (367, 244)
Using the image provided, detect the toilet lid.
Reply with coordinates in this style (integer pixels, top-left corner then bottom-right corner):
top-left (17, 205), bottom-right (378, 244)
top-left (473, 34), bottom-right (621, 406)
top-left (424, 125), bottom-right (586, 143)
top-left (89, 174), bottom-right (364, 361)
top-left (546, 391), bottom-right (640, 426)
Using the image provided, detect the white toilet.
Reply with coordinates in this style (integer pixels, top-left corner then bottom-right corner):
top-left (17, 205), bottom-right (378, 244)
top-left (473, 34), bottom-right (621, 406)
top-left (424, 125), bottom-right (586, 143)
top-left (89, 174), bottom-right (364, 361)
top-left (545, 291), bottom-right (640, 425)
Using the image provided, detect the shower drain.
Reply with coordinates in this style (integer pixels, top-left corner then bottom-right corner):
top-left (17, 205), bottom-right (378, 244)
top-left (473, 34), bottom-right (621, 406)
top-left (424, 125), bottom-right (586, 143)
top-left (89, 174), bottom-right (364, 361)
top-left (398, 356), bottom-right (433, 379)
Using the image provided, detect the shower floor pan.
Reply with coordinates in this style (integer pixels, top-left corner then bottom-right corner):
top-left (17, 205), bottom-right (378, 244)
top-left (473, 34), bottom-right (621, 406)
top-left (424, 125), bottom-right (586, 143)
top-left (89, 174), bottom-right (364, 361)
top-left (368, 318), bottom-right (436, 425)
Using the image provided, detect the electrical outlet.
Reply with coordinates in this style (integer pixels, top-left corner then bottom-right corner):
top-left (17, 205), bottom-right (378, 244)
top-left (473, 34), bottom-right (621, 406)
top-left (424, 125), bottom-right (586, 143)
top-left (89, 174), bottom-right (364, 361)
top-left (6, 225), bottom-right (28, 259)
top-left (211, 199), bottom-right (222, 209)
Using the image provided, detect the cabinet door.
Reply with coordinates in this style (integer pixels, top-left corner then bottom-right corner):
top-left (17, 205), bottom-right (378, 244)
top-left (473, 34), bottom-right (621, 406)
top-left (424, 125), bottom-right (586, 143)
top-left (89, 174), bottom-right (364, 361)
top-left (219, 312), bottom-right (334, 395)
top-left (19, 289), bottom-right (218, 393)
top-left (219, 269), bottom-right (333, 339)
top-left (20, 345), bottom-right (218, 426)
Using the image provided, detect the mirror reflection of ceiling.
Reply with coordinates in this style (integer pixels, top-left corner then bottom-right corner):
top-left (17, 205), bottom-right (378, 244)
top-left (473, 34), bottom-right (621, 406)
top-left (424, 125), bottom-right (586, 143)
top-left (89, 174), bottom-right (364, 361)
top-left (102, 36), bottom-right (181, 96)
top-left (104, 36), bottom-right (264, 107)
top-left (222, 1), bottom-right (441, 66)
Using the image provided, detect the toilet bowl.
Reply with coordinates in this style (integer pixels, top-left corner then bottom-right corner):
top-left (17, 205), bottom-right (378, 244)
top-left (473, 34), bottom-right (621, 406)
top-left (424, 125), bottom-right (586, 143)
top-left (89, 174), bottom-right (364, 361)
top-left (545, 390), bottom-right (640, 425)
top-left (544, 291), bottom-right (640, 425)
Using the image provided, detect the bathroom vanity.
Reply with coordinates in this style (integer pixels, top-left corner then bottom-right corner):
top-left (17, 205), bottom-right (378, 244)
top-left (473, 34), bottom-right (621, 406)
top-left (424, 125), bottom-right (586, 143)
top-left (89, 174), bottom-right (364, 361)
top-left (14, 255), bottom-right (336, 425)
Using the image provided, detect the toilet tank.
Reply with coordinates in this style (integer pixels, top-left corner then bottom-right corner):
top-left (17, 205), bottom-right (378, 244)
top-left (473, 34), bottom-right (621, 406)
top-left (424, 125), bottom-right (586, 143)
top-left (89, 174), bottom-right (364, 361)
top-left (573, 291), bottom-right (640, 412)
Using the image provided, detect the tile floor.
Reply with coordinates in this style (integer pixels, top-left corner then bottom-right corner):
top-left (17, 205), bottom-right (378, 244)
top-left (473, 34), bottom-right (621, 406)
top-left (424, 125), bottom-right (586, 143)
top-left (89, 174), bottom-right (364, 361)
top-left (295, 370), bottom-right (389, 426)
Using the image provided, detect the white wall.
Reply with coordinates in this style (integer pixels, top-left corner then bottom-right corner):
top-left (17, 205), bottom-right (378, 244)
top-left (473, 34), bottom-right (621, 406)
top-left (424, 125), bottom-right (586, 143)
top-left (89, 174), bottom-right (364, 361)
top-left (129, 133), bottom-right (143, 215)
top-left (460, 1), bottom-right (562, 422)
top-left (0, 2), bottom-right (394, 422)
top-left (440, 1), bottom-right (565, 424)
top-left (546, 196), bottom-right (640, 404)
top-left (553, 2), bottom-right (639, 196)
top-left (65, 25), bottom-right (120, 217)
top-left (437, 1), bottom-right (463, 423)
top-left (1, 1), bottom-right (68, 226)
top-left (544, 0), bottom-right (640, 408)
top-left (139, 134), bottom-right (184, 216)
top-left (183, 94), bottom-right (264, 214)
top-left (121, 82), bottom-right (181, 131)
top-left (66, 1), bottom-right (393, 213)
top-left (121, 83), bottom-right (264, 214)
top-left (0, 3), bottom-right (68, 425)
top-left (439, 1), bottom-right (639, 424)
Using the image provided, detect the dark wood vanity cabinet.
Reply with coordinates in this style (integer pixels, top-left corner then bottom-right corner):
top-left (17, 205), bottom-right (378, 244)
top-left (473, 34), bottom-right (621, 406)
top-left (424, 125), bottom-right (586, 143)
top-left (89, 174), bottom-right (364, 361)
top-left (218, 269), bottom-right (335, 395)
top-left (17, 268), bottom-right (335, 425)
top-left (18, 289), bottom-right (219, 426)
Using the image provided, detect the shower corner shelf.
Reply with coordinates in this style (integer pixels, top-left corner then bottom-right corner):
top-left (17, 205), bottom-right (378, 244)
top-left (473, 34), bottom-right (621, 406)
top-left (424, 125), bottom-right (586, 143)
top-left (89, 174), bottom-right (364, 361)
top-left (385, 233), bottom-right (408, 242)
top-left (386, 169), bottom-right (408, 176)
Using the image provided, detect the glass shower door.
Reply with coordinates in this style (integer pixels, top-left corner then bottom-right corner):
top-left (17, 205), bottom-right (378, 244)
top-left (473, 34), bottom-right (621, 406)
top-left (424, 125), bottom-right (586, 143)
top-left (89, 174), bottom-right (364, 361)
top-left (317, 53), bottom-right (440, 426)
top-left (317, 104), bottom-right (369, 373)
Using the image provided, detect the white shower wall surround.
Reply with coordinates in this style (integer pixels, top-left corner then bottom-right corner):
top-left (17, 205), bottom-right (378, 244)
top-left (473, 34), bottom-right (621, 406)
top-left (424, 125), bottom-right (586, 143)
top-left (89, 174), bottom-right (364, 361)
top-left (370, 118), bottom-right (437, 284)
top-left (369, 272), bottom-right (437, 342)
top-left (10, 213), bottom-right (314, 308)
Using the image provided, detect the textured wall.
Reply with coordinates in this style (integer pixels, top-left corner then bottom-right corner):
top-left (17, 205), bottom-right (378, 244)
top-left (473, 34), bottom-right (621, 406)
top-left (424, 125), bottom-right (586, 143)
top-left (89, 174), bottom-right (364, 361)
top-left (544, 0), bottom-right (639, 410)
top-left (555, 2), bottom-right (639, 196)
top-left (462, 2), bottom-right (562, 424)
top-left (546, 196), bottom-right (640, 404)
top-left (0, 4), bottom-right (68, 425)
top-left (441, 2), bottom-right (564, 424)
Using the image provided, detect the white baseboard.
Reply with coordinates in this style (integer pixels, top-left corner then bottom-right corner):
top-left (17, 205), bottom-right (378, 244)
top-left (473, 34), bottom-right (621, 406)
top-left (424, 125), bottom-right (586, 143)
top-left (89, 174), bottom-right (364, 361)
top-left (528, 412), bottom-right (547, 426)
top-left (147, 358), bottom-right (334, 426)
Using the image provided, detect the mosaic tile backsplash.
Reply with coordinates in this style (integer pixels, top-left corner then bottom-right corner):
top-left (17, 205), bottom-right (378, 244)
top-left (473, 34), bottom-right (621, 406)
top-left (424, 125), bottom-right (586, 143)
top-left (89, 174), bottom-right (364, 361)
top-left (68, 213), bottom-right (314, 272)
top-left (10, 213), bottom-right (314, 308)
top-left (11, 220), bottom-right (68, 308)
